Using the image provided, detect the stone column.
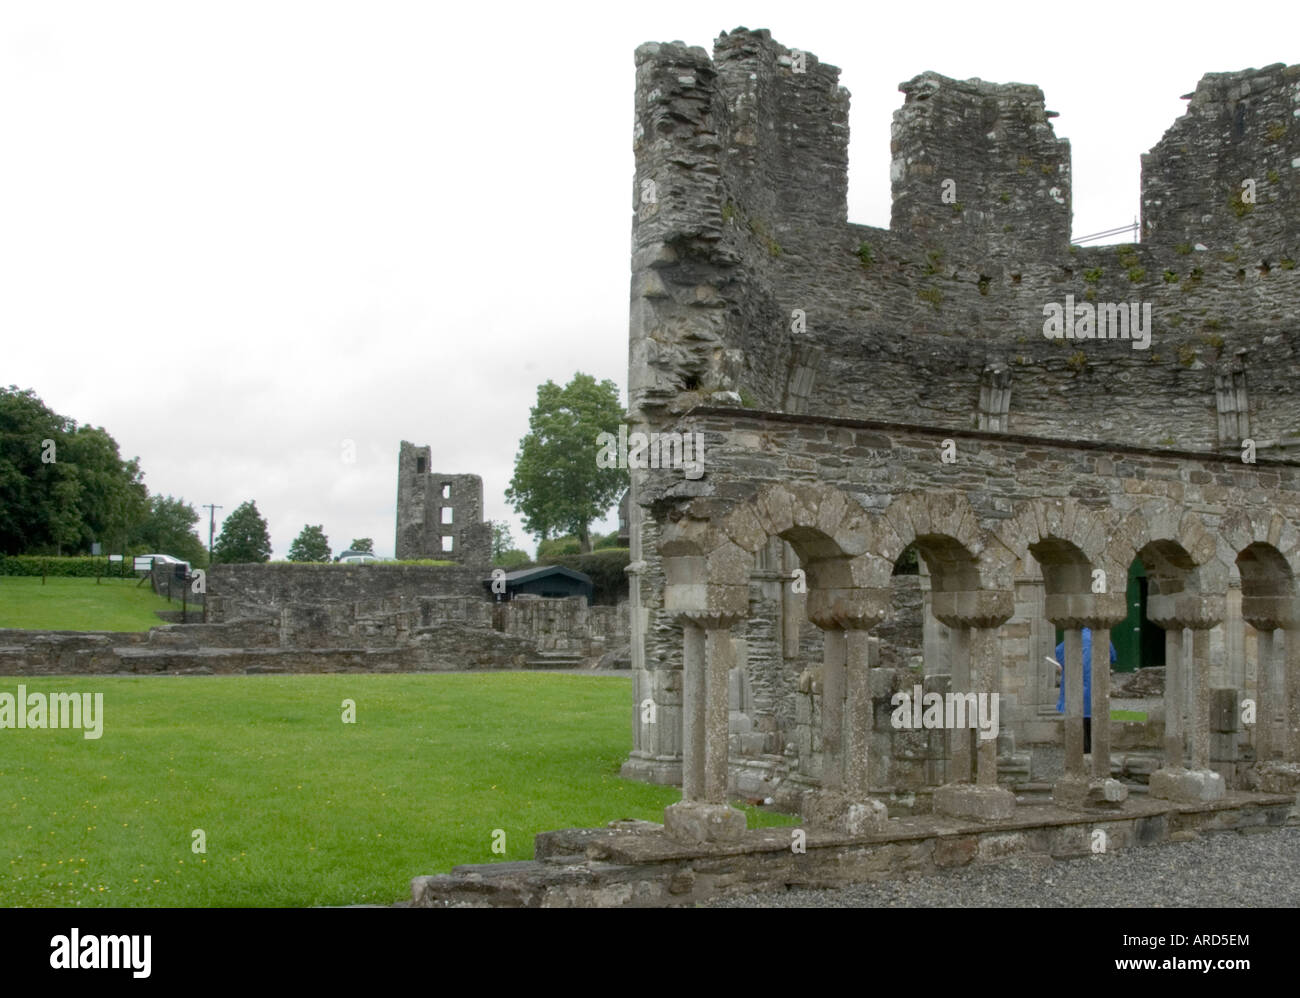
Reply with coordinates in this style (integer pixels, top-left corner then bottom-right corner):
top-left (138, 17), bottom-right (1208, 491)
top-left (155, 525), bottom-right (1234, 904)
top-left (1049, 605), bottom-right (1128, 810)
top-left (703, 625), bottom-right (733, 804)
top-left (802, 582), bottom-right (891, 837)
top-left (843, 629), bottom-right (874, 797)
top-left (1090, 627), bottom-right (1112, 782)
top-left (1256, 627), bottom-right (1275, 763)
top-left (931, 589), bottom-right (1016, 821)
top-left (1287, 629), bottom-right (1300, 763)
top-left (1148, 595), bottom-right (1227, 803)
top-left (1189, 627), bottom-right (1212, 771)
top-left (972, 626), bottom-right (1000, 787)
top-left (1164, 626), bottom-right (1184, 768)
top-left (949, 625), bottom-right (972, 783)
top-left (664, 613), bottom-right (746, 843)
top-left (820, 629), bottom-right (846, 792)
top-left (1062, 627), bottom-right (1085, 779)
top-left (1245, 604), bottom-right (1300, 795)
top-left (680, 622), bottom-right (705, 800)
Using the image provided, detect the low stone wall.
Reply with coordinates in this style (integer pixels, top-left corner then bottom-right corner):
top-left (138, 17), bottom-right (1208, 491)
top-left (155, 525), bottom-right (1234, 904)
top-left (206, 563), bottom-right (486, 617)
top-left (407, 793), bottom-right (1296, 907)
top-left (0, 591), bottom-right (625, 675)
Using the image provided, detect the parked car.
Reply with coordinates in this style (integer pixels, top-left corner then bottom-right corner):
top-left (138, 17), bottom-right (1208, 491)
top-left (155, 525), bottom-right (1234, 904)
top-left (335, 550), bottom-right (381, 564)
top-left (133, 553), bottom-right (191, 578)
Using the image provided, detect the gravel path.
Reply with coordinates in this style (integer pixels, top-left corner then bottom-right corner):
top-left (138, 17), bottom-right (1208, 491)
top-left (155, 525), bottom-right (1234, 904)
top-left (704, 825), bottom-right (1300, 907)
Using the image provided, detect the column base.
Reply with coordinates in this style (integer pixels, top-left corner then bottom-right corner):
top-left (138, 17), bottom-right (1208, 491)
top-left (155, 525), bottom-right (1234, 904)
top-left (1149, 766), bottom-right (1226, 803)
top-left (663, 801), bottom-right (746, 844)
top-left (932, 783), bottom-right (1016, 822)
top-left (1053, 773), bottom-right (1129, 810)
top-left (1252, 760), bottom-right (1300, 795)
top-left (802, 790), bottom-right (888, 836)
top-left (620, 754), bottom-right (682, 786)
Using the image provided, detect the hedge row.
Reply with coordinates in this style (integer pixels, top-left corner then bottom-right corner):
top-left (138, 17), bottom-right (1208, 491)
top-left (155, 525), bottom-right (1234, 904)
top-left (0, 555), bottom-right (145, 578)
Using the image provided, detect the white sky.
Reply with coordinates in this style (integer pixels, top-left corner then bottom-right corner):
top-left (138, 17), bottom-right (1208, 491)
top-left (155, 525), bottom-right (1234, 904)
top-left (3, 0), bottom-right (1295, 558)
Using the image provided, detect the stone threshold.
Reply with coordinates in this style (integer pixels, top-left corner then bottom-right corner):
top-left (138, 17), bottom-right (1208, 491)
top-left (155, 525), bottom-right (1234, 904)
top-left (406, 792), bottom-right (1297, 907)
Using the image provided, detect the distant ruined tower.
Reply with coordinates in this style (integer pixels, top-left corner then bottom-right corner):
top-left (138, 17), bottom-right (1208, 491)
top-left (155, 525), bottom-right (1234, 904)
top-left (394, 441), bottom-right (491, 565)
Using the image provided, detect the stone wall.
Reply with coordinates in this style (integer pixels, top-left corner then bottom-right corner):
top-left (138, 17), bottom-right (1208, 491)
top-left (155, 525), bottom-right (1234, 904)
top-left (622, 28), bottom-right (1300, 808)
top-left (205, 562), bottom-right (485, 621)
top-left (629, 30), bottom-right (1300, 455)
top-left (0, 590), bottom-right (629, 676)
top-left (394, 441), bottom-right (492, 564)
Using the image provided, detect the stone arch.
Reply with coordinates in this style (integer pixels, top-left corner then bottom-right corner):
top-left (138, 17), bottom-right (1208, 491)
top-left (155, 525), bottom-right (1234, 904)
top-left (993, 498), bottom-right (1123, 619)
top-left (1109, 499), bottom-right (1228, 603)
top-left (877, 490), bottom-right (996, 593)
top-left (1221, 508), bottom-right (1300, 606)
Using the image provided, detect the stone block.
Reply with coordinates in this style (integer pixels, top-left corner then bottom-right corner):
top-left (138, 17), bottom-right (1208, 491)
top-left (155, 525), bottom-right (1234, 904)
top-left (663, 802), bottom-right (746, 844)
top-left (1254, 761), bottom-right (1300, 795)
top-left (803, 789), bottom-right (888, 835)
top-left (932, 783), bottom-right (1017, 821)
top-left (1148, 766), bottom-right (1227, 803)
top-left (933, 835), bottom-right (978, 868)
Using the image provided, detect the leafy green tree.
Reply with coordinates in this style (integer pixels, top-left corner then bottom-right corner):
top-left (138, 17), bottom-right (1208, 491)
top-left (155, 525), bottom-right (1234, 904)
top-left (130, 495), bottom-right (208, 566)
top-left (536, 535), bottom-right (581, 560)
top-left (490, 521), bottom-right (514, 561)
top-left (348, 538), bottom-right (374, 554)
top-left (288, 524), bottom-right (331, 562)
top-left (505, 373), bottom-right (626, 553)
top-left (212, 501), bottom-right (272, 564)
top-left (62, 424), bottom-right (148, 554)
top-left (495, 548), bottom-right (531, 570)
top-left (0, 386), bottom-right (146, 555)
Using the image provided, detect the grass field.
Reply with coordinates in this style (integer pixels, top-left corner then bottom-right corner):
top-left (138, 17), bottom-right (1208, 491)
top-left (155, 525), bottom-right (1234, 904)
top-left (0, 673), bottom-right (796, 907)
top-left (0, 577), bottom-right (182, 631)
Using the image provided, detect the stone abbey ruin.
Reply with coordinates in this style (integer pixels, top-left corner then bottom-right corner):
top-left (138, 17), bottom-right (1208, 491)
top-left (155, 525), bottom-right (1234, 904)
top-left (410, 27), bottom-right (1300, 905)
top-left (6, 26), bottom-right (1299, 907)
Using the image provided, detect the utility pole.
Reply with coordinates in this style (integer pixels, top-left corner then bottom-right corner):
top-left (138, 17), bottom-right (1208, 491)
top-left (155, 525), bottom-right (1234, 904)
top-left (203, 503), bottom-right (223, 563)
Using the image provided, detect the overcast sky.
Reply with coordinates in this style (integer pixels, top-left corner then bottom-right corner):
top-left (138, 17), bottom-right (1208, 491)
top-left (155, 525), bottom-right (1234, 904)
top-left (3, 1), bottom-right (1295, 558)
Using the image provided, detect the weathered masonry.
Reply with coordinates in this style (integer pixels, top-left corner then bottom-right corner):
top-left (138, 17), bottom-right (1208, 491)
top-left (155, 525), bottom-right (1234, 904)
top-left (408, 29), bottom-right (1300, 907)
top-left (395, 441), bottom-right (492, 565)
top-left (620, 29), bottom-right (1300, 838)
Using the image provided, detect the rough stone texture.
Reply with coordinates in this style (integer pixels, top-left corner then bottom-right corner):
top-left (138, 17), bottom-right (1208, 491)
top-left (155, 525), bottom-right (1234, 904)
top-left (394, 441), bottom-right (492, 565)
top-left (663, 801), bottom-right (746, 844)
top-left (406, 792), bottom-right (1294, 907)
top-left (206, 563), bottom-right (485, 619)
top-left (0, 590), bottom-right (627, 675)
top-left (620, 27), bottom-right (1300, 842)
top-left (932, 783), bottom-right (1018, 821)
top-left (1149, 766), bottom-right (1228, 802)
top-left (1053, 773), bottom-right (1130, 810)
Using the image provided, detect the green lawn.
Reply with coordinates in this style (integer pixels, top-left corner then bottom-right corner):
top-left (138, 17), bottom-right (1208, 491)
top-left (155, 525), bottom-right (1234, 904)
top-left (0, 577), bottom-right (183, 631)
top-left (0, 673), bottom-right (796, 907)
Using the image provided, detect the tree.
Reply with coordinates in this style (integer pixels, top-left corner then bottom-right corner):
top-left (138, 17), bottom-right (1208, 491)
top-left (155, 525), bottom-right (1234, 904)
top-left (495, 548), bottom-right (531, 570)
top-left (130, 495), bottom-right (208, 566)
top-left (505, 373), bottom-right (627, 553)
top-left (212, 501), bottom-right (272, 564)
top-left (62, 424), bottom-right (148, 554)
top-left (536, 535), bottom-right (581, 561)
top-left (348, 538), bottom-right (374, 554)
top-left (0, 386), bottom-right (147, 555)
top-left (490, 521), bottom-right (514, 561)
top-left (288, 524), bottom-right (331, 562)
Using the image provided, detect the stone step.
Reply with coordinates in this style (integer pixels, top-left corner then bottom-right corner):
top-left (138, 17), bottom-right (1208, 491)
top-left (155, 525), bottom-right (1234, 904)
top-left (525, 651), bottom-right (587, 669)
